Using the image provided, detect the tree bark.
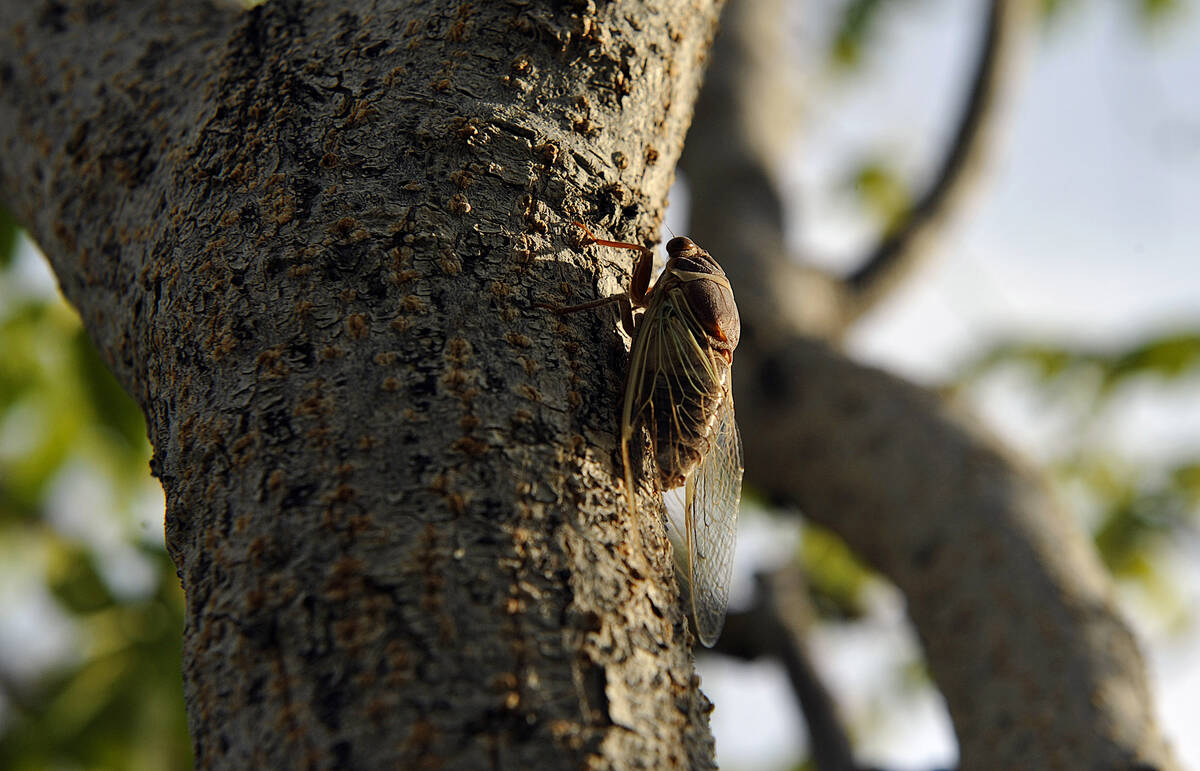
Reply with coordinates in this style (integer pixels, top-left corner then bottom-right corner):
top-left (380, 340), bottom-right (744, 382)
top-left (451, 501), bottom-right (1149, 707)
top-left (1, 0), bottom-right (725, 767)
top-left (682, 0), bottom-right (1180, 768)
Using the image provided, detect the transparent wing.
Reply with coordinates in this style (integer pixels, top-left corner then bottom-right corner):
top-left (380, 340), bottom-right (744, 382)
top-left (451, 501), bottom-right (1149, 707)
top-left (685, 382), bottom-right (743, 647)
top-left (620, 301), bottom-right (658, 524)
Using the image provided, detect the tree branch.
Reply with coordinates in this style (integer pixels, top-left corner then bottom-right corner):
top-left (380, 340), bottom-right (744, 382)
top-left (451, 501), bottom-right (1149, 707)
top-left (681, 0), bottom-right (1181, 767)
top-left (734, 339), bottom-right (1179, 769)
top-left (0, 0), bottom-right (238, 394)
top-left (718, 567), bottom-right (859, 771)
top-left (844, 0), bottom-right (1032, 322)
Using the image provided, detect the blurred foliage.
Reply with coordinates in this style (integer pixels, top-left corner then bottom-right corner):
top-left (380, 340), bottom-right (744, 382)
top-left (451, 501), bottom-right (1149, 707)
top-left (1042, 0), bottom-right (1184, 26)
top-left (1083, 458), bottom-right (1198, 578)
top-left (822, 0), bottom-right (1189, 68)
top-left (1138, 0), bottom-right (1172, 15)
top-left (1130, 0), bottom-right (1183, 25)
top-left (0, 547), bottom-right (189, 771)
top-left (798, 522), bottom-right (874, 620)
top-left (0, 208), bottom-right (190, 769)
top-left (963, 332), bottom-right (1200, 395)
top-left (1040, 0), bottom-right (1074, 22)
top-left (832, 0), bottom-right (897, 67)
top-left (958, 332), bottom-right (1200, 608)
top-left (846, 159), bottom-right (912, 233)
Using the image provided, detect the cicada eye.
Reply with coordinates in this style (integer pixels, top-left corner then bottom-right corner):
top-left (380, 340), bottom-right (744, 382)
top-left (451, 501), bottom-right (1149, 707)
top-left (666, 236), bottom-right (696, 254)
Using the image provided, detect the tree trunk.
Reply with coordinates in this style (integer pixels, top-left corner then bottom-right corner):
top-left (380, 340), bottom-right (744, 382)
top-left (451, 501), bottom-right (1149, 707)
top-left (1, 0), bottom-right (724, 767)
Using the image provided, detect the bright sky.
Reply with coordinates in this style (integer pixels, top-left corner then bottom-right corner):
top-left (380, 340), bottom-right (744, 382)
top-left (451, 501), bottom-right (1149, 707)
top-left (701, 1), bottom-right (1200, 768)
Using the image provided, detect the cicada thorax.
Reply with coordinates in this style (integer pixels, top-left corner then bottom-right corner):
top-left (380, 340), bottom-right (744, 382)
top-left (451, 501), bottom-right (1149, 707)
top-left (658, 239), bottom-right (741, 355)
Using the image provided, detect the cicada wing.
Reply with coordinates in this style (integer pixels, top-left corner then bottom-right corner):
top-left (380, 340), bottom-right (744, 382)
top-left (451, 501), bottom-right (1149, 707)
top-left (621, 291), bottom-right (708, 515)
top-left (620, 298), bottom-right (664, 523)
top-left (686, 383), bottom-right (743, 647)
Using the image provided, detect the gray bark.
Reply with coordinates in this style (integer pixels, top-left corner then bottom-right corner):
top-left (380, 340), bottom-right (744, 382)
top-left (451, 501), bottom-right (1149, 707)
top-left (1, 0), bottom-right (724, 768)
top-left (683, 0), bottom-right (1181, 768)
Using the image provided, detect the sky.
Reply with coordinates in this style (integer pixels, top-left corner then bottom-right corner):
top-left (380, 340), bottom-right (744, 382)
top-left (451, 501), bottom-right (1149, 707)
top-left (697, 0), bottom-right (1200, 768)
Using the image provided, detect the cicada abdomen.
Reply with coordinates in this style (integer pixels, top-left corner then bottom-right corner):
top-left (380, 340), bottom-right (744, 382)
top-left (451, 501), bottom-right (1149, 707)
top-left (552, 224), bottom-right (744, 647)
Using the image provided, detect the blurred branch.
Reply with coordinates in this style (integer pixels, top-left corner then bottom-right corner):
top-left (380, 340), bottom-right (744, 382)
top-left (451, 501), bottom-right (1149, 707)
top-left (682, 0), bottom-right (1181, 765)
top-left (0, 668), bottom-right (34, 717)
top-left (718, 566), bottom-right (858, 771)
top-left (844, 0), bottom-right (1031, 322)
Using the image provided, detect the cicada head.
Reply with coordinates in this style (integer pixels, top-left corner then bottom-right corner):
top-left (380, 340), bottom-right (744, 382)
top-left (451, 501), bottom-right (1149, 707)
top-left (663, 237), bottom-right (741, 357)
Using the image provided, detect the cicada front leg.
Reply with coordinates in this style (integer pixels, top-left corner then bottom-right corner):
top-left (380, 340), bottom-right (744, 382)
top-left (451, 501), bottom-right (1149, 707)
top-left (540, 223), bottom-right (655, 333)
top-left (541, 222), bottom-right (662, 517)
top-left (570, 222), bottom-right (655, 307)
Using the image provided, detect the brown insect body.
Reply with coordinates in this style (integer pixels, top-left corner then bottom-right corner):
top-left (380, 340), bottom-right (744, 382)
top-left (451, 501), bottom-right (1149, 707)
top-left (557, 224), bottom-right (744, 648)
top-left (632, 238), bottom-right (739, 490)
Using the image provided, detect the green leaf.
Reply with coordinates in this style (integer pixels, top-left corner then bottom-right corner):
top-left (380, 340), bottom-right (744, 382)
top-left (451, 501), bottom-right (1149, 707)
top-left (0, 548), bottom-right (189, 771)
top-left (1134, 0), bottom-right (1179, 23)
top-left (1102, 333), bottom-right (1200, 390)
top-left (848, 159), bottom-right (912, 231)
top-left (46, 542), bottom-right (116, 615)
top-left (799, 523), bottom-right (874, 619)
top-left (832, 0), bottom-right (891, 68)
top-left (973, 342), bottom-right (1087, 382)
top-left (1094, 498), bottom-right (1150, 576)
top-left (1039, 0), bottom-right (1079, 24)
top-left (0, 303), bottom-right (90, 513)
top-left (1170, 463), bottom-right (1200, 507)
top-left (962, 330), bottom-right (1200, 399)
top-left (0, 302), bottom-right (51, 409)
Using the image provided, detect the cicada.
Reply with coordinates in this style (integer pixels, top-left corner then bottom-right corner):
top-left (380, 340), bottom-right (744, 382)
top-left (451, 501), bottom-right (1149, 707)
top-left (556, 222), bottom-right (743, 647)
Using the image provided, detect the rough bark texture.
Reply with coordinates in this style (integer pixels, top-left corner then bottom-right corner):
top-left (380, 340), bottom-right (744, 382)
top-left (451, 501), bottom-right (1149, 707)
top-left (682, 0), bottom-right (1180, 768)
top-left (1, 0), bottom-right (725, 768)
